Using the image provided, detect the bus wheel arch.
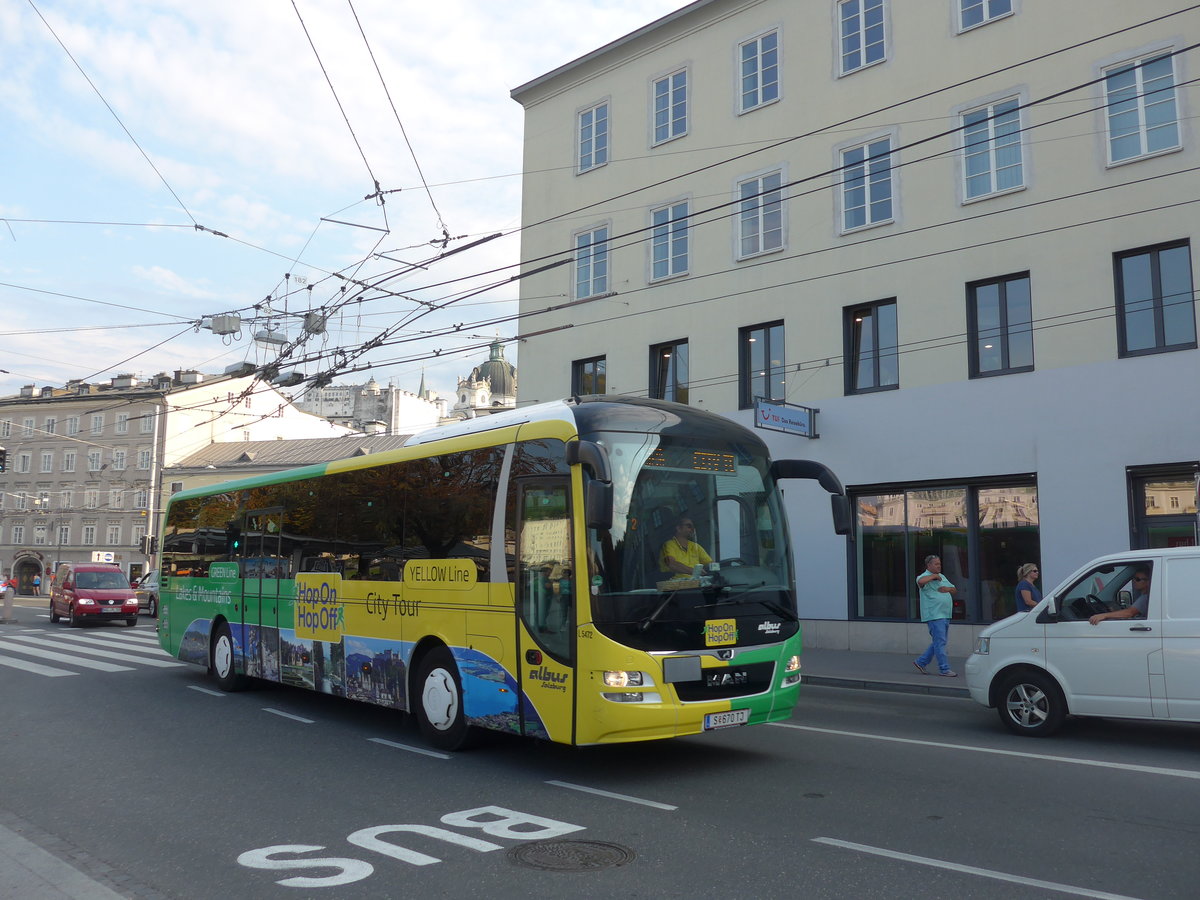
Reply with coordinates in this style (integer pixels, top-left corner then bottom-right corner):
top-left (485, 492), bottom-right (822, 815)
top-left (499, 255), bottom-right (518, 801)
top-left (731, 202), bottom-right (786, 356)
top-left (210, 617), bottom-right (249, 692)
top-left (411, 642), bottom-right (472, 751)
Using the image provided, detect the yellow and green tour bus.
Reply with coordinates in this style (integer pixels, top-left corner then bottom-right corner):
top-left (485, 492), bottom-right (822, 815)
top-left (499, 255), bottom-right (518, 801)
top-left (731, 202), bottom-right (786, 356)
top-left (157, 395), bottom-right (849, 749)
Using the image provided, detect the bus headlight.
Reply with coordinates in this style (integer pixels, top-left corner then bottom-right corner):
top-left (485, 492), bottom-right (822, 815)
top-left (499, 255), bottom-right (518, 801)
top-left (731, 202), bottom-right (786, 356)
top-left (784, 655), bottom-right (801, 673)
top-left (603, 670), bottom-right (643, 688)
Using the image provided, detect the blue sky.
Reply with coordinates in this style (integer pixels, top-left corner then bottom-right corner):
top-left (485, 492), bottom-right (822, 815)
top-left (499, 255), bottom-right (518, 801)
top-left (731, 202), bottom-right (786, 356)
top-left (0, 0), bottom-right (689, 403)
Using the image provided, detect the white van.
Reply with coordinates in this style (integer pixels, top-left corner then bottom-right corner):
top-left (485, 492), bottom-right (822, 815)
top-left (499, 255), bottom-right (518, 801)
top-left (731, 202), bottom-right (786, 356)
top-left (965, 547), bottom-right (1200, 736)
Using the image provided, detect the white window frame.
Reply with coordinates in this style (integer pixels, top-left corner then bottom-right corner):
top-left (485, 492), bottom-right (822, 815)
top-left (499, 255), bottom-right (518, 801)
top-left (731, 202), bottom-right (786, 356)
top-left (63, 450), bottom-right (76, 473)
top-left (0, 420), bottom-right (9, 438)
top-left (110, 489), bottom-right (123, 509)
top-left (134, 490), bottom-right (149, 509)
top-left (106, 524), bottom-right (122, 546)
top-left (44, 417), bottom-right (56, 435)
top-left (22, 417), bottom-right (34, 437)
top-left (112, 449), bottom-right (127, 471)
top-left (958, 94), bottom-right (1025, 202)
top-left (573, 224), bottom-right (610, 299)
top-left (140, 412), bottom-right (154, 433)
top-left (1101, 50), bottom-right (1182, 166)
top-left (737, 27), bottom-right (781, 114)
top-left (40, 451), bottom-right (54, 473)
top-left (90, 414), bottom-right (104, 435)
top-left (12, 525), bottom-right (24, 545)
top-left (17, 451), bottom-right (32, 474)
top-left (651, 67), bottom-right (688, 146)
top-left (137, 449), bottom-right (151, 470)
top-left (116, 413), bottom-right (129, 434)
top-left (85, 490), bottom-right (100, 509)
top-left (837, 0), bottom-right (887, 76)
top-left (957, 0), bottom-right (1014, 33)
top-left (735, 167), bottom-right (786, 260)
top-left (836, 132), bottom-right (897, 234)
top-left (66, 416), bottom-right (79, 436)
top-left (649, 199), bottom-right (690, 281)
top-left (58, 524), bottom-right (70, 545)
top-left (577, 100), bottom-right (610, 174)
top-left (87, 450), bottom-right (102, 472)
top-left (82, 525), bottom-right (96, 546)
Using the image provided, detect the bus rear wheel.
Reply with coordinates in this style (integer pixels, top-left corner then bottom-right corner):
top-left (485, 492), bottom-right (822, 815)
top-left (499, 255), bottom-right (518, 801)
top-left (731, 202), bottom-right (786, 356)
top-left (211, 621), bottom-right (248, 691)
top-left (415, 647), bottom-right (471, 751)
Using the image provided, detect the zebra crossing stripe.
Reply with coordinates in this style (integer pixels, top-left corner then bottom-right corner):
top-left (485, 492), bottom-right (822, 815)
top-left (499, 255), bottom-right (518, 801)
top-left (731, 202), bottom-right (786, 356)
top-left (0, 640), bottom-right (132, 672)
top-left (47, 632), bottom-right (174, 658)
top-left (3, 635), bottom-right (185, 667)
top-left (0, 654), bottom-right (76, 677)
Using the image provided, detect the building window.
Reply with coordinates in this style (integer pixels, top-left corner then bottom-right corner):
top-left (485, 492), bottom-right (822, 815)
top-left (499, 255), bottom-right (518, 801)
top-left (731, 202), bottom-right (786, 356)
top-left (66, 416), bottom-right (79, 435)
top-left (739, 30), bottom-right (779, 112)
top-left (107, 524), bottom-right (121, 546)
top-left (87, 450), bottom-right (102, 472)
top-left (22, 417), bottom-right (34, 437)
top-left (854, 481), bottom-right (1039, 622)
top-left (1114, 241), bottom-right (1196, 356)
top-left (967, 273), bottom-right (1033, 377)
top-left (82, 525), bottom-right (96, 546)
top-left (60, 490), bottom-right (72, 509)
top-left (845, 300), bottom-right (898, 394)
top-left (841, 137), bottom-right (893, 231)
top-left (959, 0), bottom-right (1012, 31)
top-left (110, 490), bottom-right (123, 509)
top-left (574, 226), bottom-right (609, 299)
top-left (63, 450), bottom-right (76, 473)
top-left (1104, 53), bottom-right (1180, 164)
top-left (650, 339), bottom-right (689, 404)
top-left (138, 449), bottom-right (152, 469)
top-left (653, 69), bottom-right (687, 145)
top-left (85, 490), bottom-right (100, 509)
top-left (132, 524), bottom-right (146, 547)
top-left (140, 413), bottom-right (154, 433)
top-left (737, 170), bottom-right (784, 258)
top-left (962, 98), bottom-right (1023, 200)
top-left (116, 413), bottom-right (129, 434)
top-left (0, 420), bottom-right (9, 438)
top-left (40, 451), bottom-right (54, 473)
top-left (15, 492), bottom-right (27, 510)
top-left (738, 322), bottom-right (785, 409)
top-left (58, 525), bottom-right (70, 545)
top-left (91, 414), bottom-right (104, 435)
top-left (34, 524), bottom-right (47, 546)
top-left (134, 490), bottom-right (149, 509)
top-left (572, 356), bottom-right (606, 396)
top-left (1130, 465), bottom-right (1198, 548)
top-left (17, 452), bottom-right (32, 474)
top-left (578, 102), bottom-right (609, 173)
top-left (112, 449), bottom-right (126, 471)
top-left (44, 417), bottom-right (56, 435)
top-left (838, 0), bottom-right (886, 75)
top-left (650, 200), bottom-right (689, 280)
top-left (12, 525), bottom-right (24, 545)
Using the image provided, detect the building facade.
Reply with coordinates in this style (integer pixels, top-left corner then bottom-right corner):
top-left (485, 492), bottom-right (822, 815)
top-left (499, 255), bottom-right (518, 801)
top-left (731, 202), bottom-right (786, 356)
top-left (293, 377), bottom-right (448, 434)
top-left (0, 371), bottom-right (351, 592)
top-left (510, 0), bottom-right (1200, 652)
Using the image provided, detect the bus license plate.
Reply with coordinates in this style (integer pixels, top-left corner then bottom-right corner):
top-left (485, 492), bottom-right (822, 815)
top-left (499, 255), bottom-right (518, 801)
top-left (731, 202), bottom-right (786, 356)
top-left (704, 709), bottom-right (750, 730)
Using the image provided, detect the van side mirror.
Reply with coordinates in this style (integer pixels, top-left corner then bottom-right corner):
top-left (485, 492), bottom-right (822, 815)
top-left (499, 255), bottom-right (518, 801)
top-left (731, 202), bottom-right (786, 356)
top-left (1117, 589), bottom-right (1132, 609)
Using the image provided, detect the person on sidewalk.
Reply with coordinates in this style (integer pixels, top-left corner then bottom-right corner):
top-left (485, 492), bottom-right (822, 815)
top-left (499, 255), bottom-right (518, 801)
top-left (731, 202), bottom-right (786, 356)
top-left (913, 554), bottom-right (958, 677)
top-left (1015, 563), bottom-right (1041, 613)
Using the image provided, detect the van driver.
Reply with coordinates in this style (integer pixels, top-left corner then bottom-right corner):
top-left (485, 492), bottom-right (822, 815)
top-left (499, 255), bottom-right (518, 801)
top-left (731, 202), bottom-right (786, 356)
top-left (1089, 568), bottom-right (1150, 625)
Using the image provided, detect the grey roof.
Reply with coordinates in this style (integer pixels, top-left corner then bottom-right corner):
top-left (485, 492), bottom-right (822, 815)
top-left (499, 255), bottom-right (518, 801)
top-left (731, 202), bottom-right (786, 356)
top-left (170, 434), bottom-right (412, 471)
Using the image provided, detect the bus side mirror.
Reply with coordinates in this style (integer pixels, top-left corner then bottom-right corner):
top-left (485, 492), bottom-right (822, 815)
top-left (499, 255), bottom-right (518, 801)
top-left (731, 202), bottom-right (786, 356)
top-left (770, 458), bottom-right (852, 537)
top-left (567, 440), bottom-right (613, 532)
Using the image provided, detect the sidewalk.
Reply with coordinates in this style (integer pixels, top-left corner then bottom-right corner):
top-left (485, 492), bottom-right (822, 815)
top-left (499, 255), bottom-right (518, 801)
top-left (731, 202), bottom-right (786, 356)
top-left (800, 647), bottom-right (970, 698)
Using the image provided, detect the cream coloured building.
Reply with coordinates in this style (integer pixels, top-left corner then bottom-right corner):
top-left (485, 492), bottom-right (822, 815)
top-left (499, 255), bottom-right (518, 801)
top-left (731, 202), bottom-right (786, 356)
top-left (510, 0), bottom-right (1200, 651)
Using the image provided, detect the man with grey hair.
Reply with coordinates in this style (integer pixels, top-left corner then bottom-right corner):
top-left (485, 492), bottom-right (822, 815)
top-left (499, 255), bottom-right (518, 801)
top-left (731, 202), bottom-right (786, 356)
top-left (913, 554), bottom-right (958, 677)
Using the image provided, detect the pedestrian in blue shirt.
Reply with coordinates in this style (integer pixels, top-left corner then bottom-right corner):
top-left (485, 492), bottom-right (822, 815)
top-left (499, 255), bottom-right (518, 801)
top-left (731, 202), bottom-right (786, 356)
top-left (913, 554), bottom-right (958, 677)
top-left (1015, 563), bottom-right (1041, 613)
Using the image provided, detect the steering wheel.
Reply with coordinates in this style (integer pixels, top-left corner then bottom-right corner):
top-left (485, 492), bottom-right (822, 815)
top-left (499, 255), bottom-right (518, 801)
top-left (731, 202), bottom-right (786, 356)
top-left (1085, 593), bottom-right (1107, 615)
top-left (718, 558), bottom-right (746, 568)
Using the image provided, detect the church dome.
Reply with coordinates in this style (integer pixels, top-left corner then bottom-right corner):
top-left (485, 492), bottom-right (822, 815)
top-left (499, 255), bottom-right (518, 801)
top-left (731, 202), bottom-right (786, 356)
top-left (470, 340), bottom-right (516, 398)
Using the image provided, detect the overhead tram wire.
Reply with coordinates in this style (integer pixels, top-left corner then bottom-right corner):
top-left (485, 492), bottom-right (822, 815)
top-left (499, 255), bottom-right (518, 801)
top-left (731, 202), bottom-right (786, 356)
top-left (26, 0), bottom-right (197, 226)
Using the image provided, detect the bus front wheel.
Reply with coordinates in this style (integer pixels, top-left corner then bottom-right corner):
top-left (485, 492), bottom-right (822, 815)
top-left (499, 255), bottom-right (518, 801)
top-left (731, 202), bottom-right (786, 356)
top-left (415, 648), bottom-right (471, 751)
top-left (211, 621), bottom-right (248, 691)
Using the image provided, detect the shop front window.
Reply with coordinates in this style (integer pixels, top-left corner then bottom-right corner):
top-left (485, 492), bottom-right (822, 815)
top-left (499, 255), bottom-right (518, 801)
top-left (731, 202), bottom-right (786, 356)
top-left (1131, 467), bottom-right (1198, 548)
top-left (854, 481), bottom-right (1039, 622)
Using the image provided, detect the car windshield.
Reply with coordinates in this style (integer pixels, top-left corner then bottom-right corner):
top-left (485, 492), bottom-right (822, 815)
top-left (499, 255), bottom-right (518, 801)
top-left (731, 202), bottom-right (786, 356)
top-left (77, 571), bottom-right (130, 590)
top-left (584, 429), bottom-right (795, 652)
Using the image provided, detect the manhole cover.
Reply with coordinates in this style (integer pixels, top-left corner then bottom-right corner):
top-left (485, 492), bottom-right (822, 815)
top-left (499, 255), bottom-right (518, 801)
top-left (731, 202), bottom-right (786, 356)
top-left (506, 839), bottom-right (636, 872)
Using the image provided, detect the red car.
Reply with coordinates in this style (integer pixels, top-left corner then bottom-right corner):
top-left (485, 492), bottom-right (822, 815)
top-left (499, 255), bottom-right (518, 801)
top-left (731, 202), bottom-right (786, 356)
top-left (49, 563), bottom-right (139, 627)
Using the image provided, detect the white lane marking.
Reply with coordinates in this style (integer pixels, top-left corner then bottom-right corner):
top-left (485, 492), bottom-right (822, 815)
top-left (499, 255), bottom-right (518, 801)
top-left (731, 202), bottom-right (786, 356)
top-left (3, 635), bottom-right (185, 667)
top-left (264, 708), bottom-right (315, 724)
top-left (367, 738), bottom-right (452, 760)
top-left (812, 838), bottom-right (1145, 900)
top-left (772, 723), bottom-right (1200, 781)
top-left (0, 654), bottom-right (77, 676)
top-left (41, 632), bottom-right (175, 657)
top-left (545, 780), bottom-right (678, 810)
top-left (0, 640), bottom-right (131, 672)
top-left (188, 685), bottom-right (225, 697)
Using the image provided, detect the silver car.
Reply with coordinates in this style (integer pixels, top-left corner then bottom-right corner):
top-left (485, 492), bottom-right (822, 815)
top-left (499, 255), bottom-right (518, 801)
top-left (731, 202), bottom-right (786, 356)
top-left (136, 571), bottom-right (160, 617)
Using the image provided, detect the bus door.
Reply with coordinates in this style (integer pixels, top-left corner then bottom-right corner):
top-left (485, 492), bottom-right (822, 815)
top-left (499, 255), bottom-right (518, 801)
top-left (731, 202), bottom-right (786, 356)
top-left (243, 507), bottom-right (284, 680)
top-left (515, 479), bottom-right (576, 742)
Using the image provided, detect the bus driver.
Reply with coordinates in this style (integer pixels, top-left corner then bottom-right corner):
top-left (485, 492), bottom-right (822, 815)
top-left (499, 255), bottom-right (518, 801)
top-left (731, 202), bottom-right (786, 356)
top-left (660, 516), bottom-right (713, 579)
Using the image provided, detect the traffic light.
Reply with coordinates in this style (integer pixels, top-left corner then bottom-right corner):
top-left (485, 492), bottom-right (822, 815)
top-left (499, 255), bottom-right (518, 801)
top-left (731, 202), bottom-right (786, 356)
top-left (139, 534), bottom-right (151, 555)
top-left (150, 535), bottom-right (159, 554)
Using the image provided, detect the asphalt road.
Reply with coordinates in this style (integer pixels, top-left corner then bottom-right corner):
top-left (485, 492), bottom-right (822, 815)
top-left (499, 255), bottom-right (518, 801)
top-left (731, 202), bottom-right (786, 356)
top-left (3, 601), bottom-right (1199, 899)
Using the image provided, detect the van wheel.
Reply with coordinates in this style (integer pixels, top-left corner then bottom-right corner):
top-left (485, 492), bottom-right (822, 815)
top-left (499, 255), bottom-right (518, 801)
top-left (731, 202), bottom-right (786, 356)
top-left (210, 622), bottom-right (248, 691)
top-left (998, 670), bottom-right (1064, 737)
top-left (68, 604), bottom-right (82, 628)
top-left (414, 648), bottom-right (472, 751)
top-left (49, 600), bottom-right (60, 624)
top-left (125, 618), bottom-right (138, 627)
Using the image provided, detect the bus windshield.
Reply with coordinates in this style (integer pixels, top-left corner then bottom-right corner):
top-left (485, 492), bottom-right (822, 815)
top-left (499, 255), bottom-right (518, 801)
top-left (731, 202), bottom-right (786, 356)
top-left (585, 429), bottom-right (796, 651)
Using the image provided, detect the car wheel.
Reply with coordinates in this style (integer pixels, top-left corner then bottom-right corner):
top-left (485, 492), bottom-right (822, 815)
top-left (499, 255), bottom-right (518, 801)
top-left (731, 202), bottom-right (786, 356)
top-left (998, 670), bottom-right (1065, 737)
top-left (125, 618), bottom-right (138, 627)
top-left (49, 599), bottom-right (60, 624)
top-left (415, 647), bottom-right (472, 751)
top-left (68, 604), bottom-right (82, 628)
top-left (148, 596), bottom-right (158, 618)
top-left (210, 621), bottom-right (248, 691)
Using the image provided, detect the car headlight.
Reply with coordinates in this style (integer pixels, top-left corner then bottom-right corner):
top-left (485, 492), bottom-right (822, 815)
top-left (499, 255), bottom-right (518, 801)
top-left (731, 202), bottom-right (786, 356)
top-left (975, 636), bottom-right (990, 655)
top-left (77, 598), bottom-right (96, 606)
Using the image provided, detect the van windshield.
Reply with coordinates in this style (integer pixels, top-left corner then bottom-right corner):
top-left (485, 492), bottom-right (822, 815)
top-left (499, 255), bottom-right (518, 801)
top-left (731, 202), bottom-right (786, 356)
top-left (77, 571), bottom-right (131, 590)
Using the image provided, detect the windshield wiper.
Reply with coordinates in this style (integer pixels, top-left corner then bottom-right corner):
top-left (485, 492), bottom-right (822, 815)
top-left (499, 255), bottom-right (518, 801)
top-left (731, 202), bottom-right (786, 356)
top-left (707, 588), bottom-right (798, 622)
